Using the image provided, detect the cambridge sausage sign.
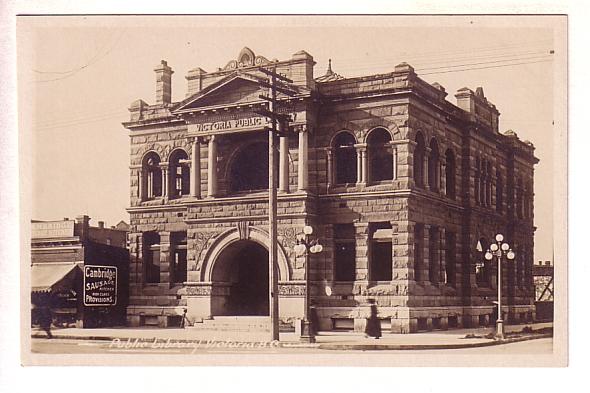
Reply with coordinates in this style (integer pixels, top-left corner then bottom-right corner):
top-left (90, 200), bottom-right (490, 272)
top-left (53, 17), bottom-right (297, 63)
top-left (83, 265), bottom-right (117, 306)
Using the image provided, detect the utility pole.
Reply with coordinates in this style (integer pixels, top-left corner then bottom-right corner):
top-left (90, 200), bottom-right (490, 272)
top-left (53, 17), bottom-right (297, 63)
top-left (255, 67), bottom-right (297, 341)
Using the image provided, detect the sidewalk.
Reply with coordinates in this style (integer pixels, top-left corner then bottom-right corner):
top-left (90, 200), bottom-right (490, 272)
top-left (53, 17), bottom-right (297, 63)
top-left (31, 322), bottom-right (553, 350)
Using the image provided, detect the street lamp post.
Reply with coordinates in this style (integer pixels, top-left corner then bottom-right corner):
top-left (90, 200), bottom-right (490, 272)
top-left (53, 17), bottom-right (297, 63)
top-left (293, 225), bottom-right (323, 343)
top-left (484, 233), bottom-right (516, 340)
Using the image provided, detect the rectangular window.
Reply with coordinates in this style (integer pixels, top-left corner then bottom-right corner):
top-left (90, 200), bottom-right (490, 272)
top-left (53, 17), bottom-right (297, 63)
top-left (414, 224), bottom-right (423, 282)
top-left (171, 232), bottom-right (188, 284)
top-left (144, 232), bottom-right (161, 284)
top-left (369, 222), bottom-right (393, 281)
top-left (334, 224), bottom-right (356, 281)
top-left (445, 231), bottom-right (456, 286)
top-left (428, 226), bottom-right (439, 283)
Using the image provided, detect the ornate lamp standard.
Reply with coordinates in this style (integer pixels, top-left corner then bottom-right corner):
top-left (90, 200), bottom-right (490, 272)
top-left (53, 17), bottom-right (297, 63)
top-left (484, 233), bottom-right (516, 340)
top-left (293, 225), bottom-right (323, 343)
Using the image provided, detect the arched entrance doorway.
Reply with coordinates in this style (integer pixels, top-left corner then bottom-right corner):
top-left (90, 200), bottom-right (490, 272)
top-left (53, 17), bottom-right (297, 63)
top-left (212, 240), bottom-right (269, 316)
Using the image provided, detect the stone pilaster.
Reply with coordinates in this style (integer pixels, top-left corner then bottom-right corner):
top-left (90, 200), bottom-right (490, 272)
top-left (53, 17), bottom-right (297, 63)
top-left (353, 222), bottom-right (369, 281)
top-left (297, 127), bottom-right (308, 191)
top-left (423, 224), bottom-right (430, 284)
top-left (279, 136), bottom-right (289, 193)
top-left (391, 144), bottom-right (398, 180)
top-left (440, 156), bottom-right (447, 197)
top-left (326, 148), bottom-right (333, 189)
top-left (159, 232), bottom-right (171, 284)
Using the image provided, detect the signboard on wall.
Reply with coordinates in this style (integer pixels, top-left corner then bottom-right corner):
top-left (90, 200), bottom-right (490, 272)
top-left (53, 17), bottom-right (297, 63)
top-left (31, 220), bottom-right (75, 238)
top-left (83, 265), bottom-right (117, 306)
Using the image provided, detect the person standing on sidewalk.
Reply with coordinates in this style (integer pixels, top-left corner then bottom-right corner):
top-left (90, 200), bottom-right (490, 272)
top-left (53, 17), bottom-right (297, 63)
top-left (365, 298), bottom-right (382, 339)
top-left (37, 296), bottom-right (53, 339)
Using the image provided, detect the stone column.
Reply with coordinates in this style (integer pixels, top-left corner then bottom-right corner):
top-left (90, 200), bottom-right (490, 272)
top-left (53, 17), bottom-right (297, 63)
top-left (356, 146), bottom-right (363, 184)
top-left (361, 149), bottom-right (368, 184)
top-left (440, 157), bottom-right (447, 197)
top-left (147, 170), bottom-right (153, 198)
top-left (137, 169), bottom-right (143, 201)
top-left (207, 135), bottom-right (218, 198)
top-left (355, 143), bottom-right (367, 184)
top-left (424, 148), bottom-right (431, 191)
top-left (440, 227), bottom-right (447, 284)
top-left (297, 128), bottom-right (308, 191)
top-left (279, 136), bottom-right (289, 193)
top-left (161, 164), bottom-right (169, 198)
top-left (190, 138), bottom-right (201, 199)
top-left (326, 148), bottom-right (333, 189)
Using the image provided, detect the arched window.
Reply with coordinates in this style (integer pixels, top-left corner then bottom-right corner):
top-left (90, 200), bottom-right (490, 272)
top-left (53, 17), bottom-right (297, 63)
top-left (445, 149), bottom-right (456, 199)
top-left (333, 132), bottom-right (357, 184)
top-left (367, 128), bottom-right (393, 182)
top-left (496, 169), bottom-right (504, 213)
top-left (524, 181), bottom-right (531, 219)
top-left (229, 141), bottom-right (269, 193)
top-left (143, 232), bottom-right (161, 283)
top-left (169, 149), bottom-right (190, 199)
top-left (413, 132), bottom-right (425, 187)
top-left (486, 161), bottom-right (493, 206)
top-left (516, 178), bottom-right (524, 219)
top-left (142, 152), bottom-right (162, 200)
top-left (428, 139), bottom-right (440, 191)
top-left (475, 157), bottom-right (481, 204)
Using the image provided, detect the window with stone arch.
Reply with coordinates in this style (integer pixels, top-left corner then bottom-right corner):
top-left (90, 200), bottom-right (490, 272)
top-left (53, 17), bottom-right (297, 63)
top-left (413, 132), bottom-right (426, 188)
top-left (229, 140), bottom-right (271, 193)
top-left (367, 127), bottom-right (393, 182)
top-left (496, 168), bottom-right (504, 213)
top-left (333, 131), bottom-right (357, 184)
top-left (428, 138), bottom-right (440, 191)
top-left (169, 149), bottom-right (190, 199)
top-left (445, 148), bottom-right (456, 199)
top-left (142, 152), bottom-right (163, 200)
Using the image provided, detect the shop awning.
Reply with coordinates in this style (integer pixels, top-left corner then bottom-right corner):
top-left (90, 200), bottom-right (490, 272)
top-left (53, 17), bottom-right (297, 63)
top-left (31, 263), bottom-right (81, 293)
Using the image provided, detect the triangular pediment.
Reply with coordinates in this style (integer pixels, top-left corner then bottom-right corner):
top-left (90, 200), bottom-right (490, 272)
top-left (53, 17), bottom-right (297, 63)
top-left (173, 73), bottom-right (269, 113)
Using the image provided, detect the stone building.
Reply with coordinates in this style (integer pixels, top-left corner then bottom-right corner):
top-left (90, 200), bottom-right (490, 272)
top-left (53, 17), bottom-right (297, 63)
top-left (123, 47), bottom-right (538, 332)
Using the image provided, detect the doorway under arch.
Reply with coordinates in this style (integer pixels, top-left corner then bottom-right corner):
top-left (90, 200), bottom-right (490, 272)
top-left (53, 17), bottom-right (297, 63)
top-left (211, 240), bottom-right (269, 316)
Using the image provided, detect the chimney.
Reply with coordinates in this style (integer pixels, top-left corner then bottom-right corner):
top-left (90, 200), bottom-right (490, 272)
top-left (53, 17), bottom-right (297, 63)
top-left (154, 60), bottom-right (174, 105)
top-left (545, 261), bottom-right (551, 266)
top-left (98, 221), bottom-right (105, 229)
top-left (75, 215), bottom-right (90, 241)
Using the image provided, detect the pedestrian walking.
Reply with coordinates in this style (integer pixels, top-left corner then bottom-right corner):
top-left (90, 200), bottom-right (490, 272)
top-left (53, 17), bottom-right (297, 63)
top-left (365, 298), bottom-right (382, 339)
top-left (309, 301), bottom-right (320, 336)
top-left (38, 297), bottom-right (53, 339)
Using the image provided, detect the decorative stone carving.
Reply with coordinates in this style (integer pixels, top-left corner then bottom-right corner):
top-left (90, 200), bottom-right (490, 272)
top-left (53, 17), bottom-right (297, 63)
top-left (278, 284), bottom-right (306, 296)
top-left (277, 226), bottom-right (298, 249)
top-left (185, 285), bottom-right (212, 296)
top-left (193, 231), bottom-right (218, 271)
top-left (237, 221), bottom-right (250, 240)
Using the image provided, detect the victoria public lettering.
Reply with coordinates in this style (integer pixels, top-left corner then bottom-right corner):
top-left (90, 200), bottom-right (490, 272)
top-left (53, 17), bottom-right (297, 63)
top-left (84, 265), bottom-right (118, 306)
top-left (191, 116), bottom-right (269, 132)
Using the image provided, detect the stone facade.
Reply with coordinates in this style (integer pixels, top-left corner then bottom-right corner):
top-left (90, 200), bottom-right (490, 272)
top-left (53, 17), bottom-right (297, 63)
top-left (123, 48), bottom-right (538, 332)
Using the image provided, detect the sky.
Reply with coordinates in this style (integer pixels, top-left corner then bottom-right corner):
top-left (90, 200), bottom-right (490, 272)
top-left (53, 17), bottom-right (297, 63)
top-left (18, 15), bottom-right (563, 263)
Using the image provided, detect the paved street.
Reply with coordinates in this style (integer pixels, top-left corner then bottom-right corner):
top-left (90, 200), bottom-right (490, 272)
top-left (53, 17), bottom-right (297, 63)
top-left (31, 337), bottom-right (552, 355)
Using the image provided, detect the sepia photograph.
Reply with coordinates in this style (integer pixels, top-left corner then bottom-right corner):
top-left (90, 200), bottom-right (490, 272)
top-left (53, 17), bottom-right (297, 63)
top-left (13, 13), bottom-right (568, 370)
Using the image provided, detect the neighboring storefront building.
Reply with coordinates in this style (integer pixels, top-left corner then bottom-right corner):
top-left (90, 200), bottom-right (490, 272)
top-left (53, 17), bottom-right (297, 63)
top-left (123, 47), bottom-right (537, 332)
top-left (31, 216), bottom-right (129, 328)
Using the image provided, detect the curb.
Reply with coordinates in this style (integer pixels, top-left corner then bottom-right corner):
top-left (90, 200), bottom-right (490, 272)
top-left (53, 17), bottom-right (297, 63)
top-left (317, 333), bottom-right (553, 350)
top-left (31, 332), bottom-right (551, 350)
